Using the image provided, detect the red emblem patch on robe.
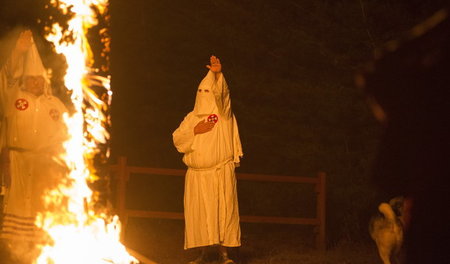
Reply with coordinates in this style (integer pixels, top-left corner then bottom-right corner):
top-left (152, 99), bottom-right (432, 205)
top-left (207, 114), bottom-right (218, 123)
top-left (49, 108), bottom-right (60, 121)
top-left (15, 98), bottom-right (29, 111)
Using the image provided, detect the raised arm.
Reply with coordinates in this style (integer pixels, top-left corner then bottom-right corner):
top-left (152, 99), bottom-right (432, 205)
top-left (0, 30), bottom-right (33, 97)
top-left (1, 30), bottom-right (32, 79)
top-left (206, 56), bottom-right (232, 119)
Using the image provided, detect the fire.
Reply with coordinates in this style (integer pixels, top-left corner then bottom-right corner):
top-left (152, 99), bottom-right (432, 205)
top-left (34, 0), bottom-right (138, 263)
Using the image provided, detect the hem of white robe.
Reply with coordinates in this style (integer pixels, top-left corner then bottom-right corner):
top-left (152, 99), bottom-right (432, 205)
top-left (184, 241), bottom-right (241, 250)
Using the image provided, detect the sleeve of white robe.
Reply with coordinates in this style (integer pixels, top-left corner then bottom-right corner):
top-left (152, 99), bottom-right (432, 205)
top-left (211, 72), bottom-right (244, 163)
top-left (1, 53), bottom-right (24, 109)
top-left (212, 73), bottom-right (231, 119)
top-left (0, 52), bottom-right (24, 149)
top-left (173, 113), bottom-right (197, 154)
top-left (233, 116), bottom-right (243, 164)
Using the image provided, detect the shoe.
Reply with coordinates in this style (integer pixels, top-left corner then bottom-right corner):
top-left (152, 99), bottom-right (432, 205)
top-left (219, 255), bottom-right (235, 264)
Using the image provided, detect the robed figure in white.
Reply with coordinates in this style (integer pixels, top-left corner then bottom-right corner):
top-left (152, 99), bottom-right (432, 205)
top-left (0, 30), bottom-right (67, 250)
top-left (173, 56), bottom-right (243, 264)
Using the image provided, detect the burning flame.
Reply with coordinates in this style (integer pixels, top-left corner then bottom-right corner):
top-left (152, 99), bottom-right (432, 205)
top-left (35, 0), bottom-right (138, 263)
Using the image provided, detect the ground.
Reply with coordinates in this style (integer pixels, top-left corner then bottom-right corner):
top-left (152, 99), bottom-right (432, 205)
top-left (123, 218), bottom-right (379, 264)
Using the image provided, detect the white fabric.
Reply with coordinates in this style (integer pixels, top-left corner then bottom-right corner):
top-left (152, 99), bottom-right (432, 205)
top-left (3, 89), bottom-right (66, 151)
top-left (173, 71), bottom-right (243, 249)
top-left (23, 37), bottom-right (52, 96)
top-left (0, 44), bottom-right (67, 241)
top-left (193, 70), bottom-right (216, 116)
top-left (23, 39), bottom-right (47, 78)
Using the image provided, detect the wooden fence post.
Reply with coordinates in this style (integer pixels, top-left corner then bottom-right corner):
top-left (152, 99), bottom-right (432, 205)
top-left (116, 156), bottom-right (129, 239)
top-left (315, 171), bottom-right (326, 250)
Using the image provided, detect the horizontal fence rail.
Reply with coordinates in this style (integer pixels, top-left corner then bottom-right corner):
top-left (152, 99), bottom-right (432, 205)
top-left (111, 156), bottom-right (326, 250)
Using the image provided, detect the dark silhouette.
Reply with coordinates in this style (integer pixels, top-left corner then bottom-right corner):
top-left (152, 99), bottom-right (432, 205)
top-left (357, 7), bottom-right (450, 264)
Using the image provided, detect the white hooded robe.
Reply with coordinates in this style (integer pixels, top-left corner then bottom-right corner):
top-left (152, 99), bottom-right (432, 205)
top-left (173, 71), bottom-right (243, 249)
top-left (0, 39), bottom-right (67, 242)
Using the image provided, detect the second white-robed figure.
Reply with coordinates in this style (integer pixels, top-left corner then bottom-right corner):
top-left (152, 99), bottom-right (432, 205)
top-left (0, 30), bottom-right (67, 251)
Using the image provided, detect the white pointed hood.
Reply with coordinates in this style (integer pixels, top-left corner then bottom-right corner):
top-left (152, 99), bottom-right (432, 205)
top-left (23, 35), bottom-right (52, 95)
top-left (193, 70), bottom-right (216, 116)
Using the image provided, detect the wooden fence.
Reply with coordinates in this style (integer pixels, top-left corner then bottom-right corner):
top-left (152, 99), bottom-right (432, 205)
top-left (110, 156), bottom-right (327, 250)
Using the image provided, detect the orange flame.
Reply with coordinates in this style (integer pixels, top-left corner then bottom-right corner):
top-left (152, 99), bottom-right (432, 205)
top-left (35, 0), bottom-right (137, 263)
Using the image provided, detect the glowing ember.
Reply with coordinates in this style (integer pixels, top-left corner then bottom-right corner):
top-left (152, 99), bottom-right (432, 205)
top-left (34, 0), bottom-right (137, 263)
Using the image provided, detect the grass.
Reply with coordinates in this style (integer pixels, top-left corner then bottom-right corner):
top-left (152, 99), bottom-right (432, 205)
top-left (123, 218), bottom-right (379, 264)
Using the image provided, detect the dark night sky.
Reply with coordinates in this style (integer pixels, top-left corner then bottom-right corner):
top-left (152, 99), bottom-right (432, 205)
top-left (109, 0), bottom-right (377, 172)
top-left (0, 0), bottom-right (444, 172)
top-left (108, 0), bottom-right (445, 174)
